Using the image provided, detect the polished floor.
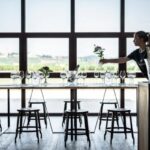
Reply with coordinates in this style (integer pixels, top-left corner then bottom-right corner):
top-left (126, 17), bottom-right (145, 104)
top-left (0, 116), bottom-right (137, 150)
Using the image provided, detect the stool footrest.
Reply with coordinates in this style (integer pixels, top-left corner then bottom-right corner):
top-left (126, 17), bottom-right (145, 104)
top-left (17, 130), bottom-right (41, 132)
top-left (106, 127), bottom-right (133, 133)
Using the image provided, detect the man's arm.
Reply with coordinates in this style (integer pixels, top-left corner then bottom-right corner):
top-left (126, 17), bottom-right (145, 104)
top-left (99, 57), bottom-right (130, 64)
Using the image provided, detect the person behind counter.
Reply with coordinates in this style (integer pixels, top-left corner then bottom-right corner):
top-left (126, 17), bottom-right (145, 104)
top-left (100, 31), bottom-right (149, 78)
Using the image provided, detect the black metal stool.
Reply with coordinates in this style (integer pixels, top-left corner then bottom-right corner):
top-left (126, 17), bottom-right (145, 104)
top-left (28, 101), bottom-right (47, 127)
top-left (15, 108), bottom-right (42, 143)
top-left (64, 109), bottom-right (91, 147)
top-left (99, 102), bottom-right (118, 129)
top-left (62, 100), bottom-right (82, 126)
top-left (98, 89), bottom-right (119, 129)
top-left (104, 108), bottom-right (135, 144)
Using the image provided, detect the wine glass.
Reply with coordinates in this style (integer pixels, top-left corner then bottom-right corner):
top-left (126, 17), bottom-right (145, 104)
top-left (113, 72), bottom-right (119, 83)
top-left (60, 72), bottom-right (67, 83)
top-left (82, 72), bottom-right (87, 83)
top-left (94, 72), bottom-right (99, 83)
top-left (100, 72), bottom-right (105, 83)
top-left (25, 71), bottom-right (31, 83)
top-left (10, 72), bottom-right (17, 84)
top-left (120, 70), bottom-right (126, 82)
top-left (105, 71), bottom-right (112, 84)
top-left (19, 71), bottom-right (24, 82)
top-left (127, 72), bottom-right (136, 84)
top-left (39, 72), bottom-right (45, 84)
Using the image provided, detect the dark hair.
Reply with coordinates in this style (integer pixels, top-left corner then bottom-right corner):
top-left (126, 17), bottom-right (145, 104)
top-left (135, 31), bottom-right (148, 42)
top-left (147, 33), bottom-right (150, 39)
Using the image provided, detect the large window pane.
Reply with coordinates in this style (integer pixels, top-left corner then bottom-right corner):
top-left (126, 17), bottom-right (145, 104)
top-left (26, 0), bottom-right (70, 32)
top-left (27, 38), bottom-right (69, 71)
top-left (75, 0), bottom-right (120, 32)
top-left (125, 0), bottom-right (150, 32)
top-left (0, 0), bottom-right (21, 32)
top-left (0, 38), bottom-right (19, 71)
top-left (77, 38), bottom-right (118, 72)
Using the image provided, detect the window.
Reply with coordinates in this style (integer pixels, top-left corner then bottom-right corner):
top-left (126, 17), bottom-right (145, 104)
top-left (27, 38), bottom-right (69, 71)
top-left (125, 0), bottom-right (150, 32)
top-left (26, 0), bottom-right (70, 32)
top-left (77, 38), bottom-right (119, 72)
top-left (75, 0), bottom-right (120, 32)
top-left (0, 38), bottom-right (19, 71)
top-left (0, 0), bottom-right (21, 32)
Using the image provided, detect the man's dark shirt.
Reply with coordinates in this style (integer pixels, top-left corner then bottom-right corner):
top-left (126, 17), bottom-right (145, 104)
top-left (127, 48), bottom-right (148, 78)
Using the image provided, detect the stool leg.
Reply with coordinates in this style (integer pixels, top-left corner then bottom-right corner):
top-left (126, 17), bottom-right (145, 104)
top-left (37, 111), bottom-right (42, 138)
top-left (27, 111), bottom-right (31, 126)
top-left (99, 103), bottom-right (104, 129)
top-left (65, 113), bottom-right (69, 147)
top-left (19, 111), bottom-right (23, 139)
top-left (35, 111), bottom-right (39, 143)
top-left (15, 112), bottom-right (20, 142)
top-left (77, 102), bottom-right (82, 126)
top-left (115, 113), bottom-right (119, 129)
top-left (62, 102), bottom-right (67, 126)
top-left (71, 114), bottom-right (73, 141)
top-left (110, 112), bottom-right (115, 144)
top-left (122, 112), bottom-right (127, 139)
top-left (84, 113), bottom-right (91, 147)
top-left (129, 112), bottom-right (135, 144)
top-left (27, 103), bottom-right (32, 126)
top-left (43, 103), bottom-right (47, 128)
top-left (104, 111), bottom-right (110, 140)
top-left (74, 113), bottom-right (77, 141)
top-left (114, 103), bottom-right (119, 128)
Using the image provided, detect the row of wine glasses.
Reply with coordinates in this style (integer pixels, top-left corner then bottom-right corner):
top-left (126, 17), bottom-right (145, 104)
top-left (93, 70), bottom-right (136, 84)
top-left (10, 71), bottom-right (50, 84)
top-left (60, 71), bottom-right (88, 83)
top-left (10, 71), bottom-right (24, 83)
top-left (59, 70), bottom-right (136, 84)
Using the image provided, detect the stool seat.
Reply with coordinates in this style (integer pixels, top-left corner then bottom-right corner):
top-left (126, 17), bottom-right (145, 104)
top-left (65, 109), bottom-right (88, 114)
top-left (100, 102), bottom-right (118, 104)
top-left (104, 108), bottom-right (135, 144)
top-left (65, 109), bottom-right (90, 147)
top-left (99, 101), bottom-right (118, 129)
top-left (29, 101), bottom-right (47, 127)
top-left (29, 101), bottom-right (45, 104)
top-left (15, 107), bottom-right (42, 143)
top-left (62, 100), bottom-right (82, 126)
top-left (108, 108), bottom-right (130, 112)
top-left (17, 107), bottom-right (40, 112)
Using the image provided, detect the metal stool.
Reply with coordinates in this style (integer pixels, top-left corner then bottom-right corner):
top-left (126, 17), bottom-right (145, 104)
top-left (62, 100), bottom-right (82, 126)
top-left (99, 102), bottom-right (118, 129)
top-left (64, 109), bottom-right (91, 147)
top-left (15, 108), bottom-right (42, 143)
top-left (98, 89), bottom-right (119, 129)
top-left (104, 108), bottom-right (135, 144)
top-left (28, 101), bottom-right (47, 127)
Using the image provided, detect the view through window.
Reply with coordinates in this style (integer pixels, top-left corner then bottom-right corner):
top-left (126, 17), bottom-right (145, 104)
top-left (0, 0), bottom-right (150, 114)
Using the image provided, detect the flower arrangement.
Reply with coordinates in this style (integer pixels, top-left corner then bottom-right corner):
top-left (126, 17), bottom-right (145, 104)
top-left (38, 66), bottom-right (53, 83)
top-left (93, 44), bottom-right (105, 60)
